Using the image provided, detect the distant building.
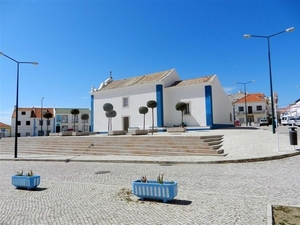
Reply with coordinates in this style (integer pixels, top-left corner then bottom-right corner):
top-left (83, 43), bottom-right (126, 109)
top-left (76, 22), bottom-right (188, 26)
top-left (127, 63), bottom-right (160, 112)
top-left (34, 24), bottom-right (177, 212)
top-left (54, 108), bottom-right (90, 132)
top-left (90, 68), bottom-right (234, 133)
top-left (233, 93), bottom-right (268, 125)
top-left (10, 107), bottom-right (90, 137)
top-left (0, 122), bottom-right (11, 137)
top-left (11, 107), bottom-right (55, 137)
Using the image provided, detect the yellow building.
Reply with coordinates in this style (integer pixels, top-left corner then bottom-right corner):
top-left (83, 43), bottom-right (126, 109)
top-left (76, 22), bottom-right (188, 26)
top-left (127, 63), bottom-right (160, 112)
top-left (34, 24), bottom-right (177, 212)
top-left (0, 122), bottom-right (11, 137)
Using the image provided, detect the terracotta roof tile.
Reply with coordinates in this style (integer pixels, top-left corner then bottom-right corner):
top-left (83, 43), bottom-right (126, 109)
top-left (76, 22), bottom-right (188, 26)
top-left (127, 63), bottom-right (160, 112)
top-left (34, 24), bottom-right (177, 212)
top-left (0, 122), bottom-right (11, 128)
top-left (96, 69), bottom-right (174, 91)
top-left (234, 93), bottom-right (266, 103)
top-left (169, 75), bottom-right (215, 87)
top-left (12, 108), bottom-right (54, 119)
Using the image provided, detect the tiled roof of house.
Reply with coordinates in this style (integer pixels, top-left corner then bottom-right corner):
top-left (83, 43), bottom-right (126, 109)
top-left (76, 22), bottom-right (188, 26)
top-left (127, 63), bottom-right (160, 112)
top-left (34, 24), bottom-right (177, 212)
top-left (0, 122), bottom-right (11, 128)
top-left (95, 69), bottom-right (174, 91)
top-left (169, 75), bottom-right (215, 87)
top-left (12, 108), bottom-right (54, 119)
top-left (234, 93), bottom-right (266, 103)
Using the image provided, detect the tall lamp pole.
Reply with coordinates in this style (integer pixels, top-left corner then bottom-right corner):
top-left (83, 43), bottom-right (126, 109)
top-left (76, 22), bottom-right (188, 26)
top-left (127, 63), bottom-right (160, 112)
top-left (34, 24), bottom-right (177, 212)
top-left (234, 80), bottom-right (256, 126)
top-left (41, 97), bottom-right (44, 136)
top-left (244, 27), bottom-right (294, 134)
top-left (0, 52), bottom-right (38, 158)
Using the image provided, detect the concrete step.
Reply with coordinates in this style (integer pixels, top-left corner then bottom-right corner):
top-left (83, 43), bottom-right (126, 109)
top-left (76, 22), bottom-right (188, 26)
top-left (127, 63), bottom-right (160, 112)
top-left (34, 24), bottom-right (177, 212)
top-left (0, 135), bottom-right (225, 156)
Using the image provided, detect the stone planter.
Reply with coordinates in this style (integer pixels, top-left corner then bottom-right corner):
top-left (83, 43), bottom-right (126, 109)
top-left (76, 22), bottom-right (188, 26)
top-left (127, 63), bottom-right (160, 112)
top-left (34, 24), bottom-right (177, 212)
top-left (132, 180), bottom-right (178, 202)
top-left (131, 130), bottom-right (148, 135)
top-left (11, 175), bottom-right (41, 190)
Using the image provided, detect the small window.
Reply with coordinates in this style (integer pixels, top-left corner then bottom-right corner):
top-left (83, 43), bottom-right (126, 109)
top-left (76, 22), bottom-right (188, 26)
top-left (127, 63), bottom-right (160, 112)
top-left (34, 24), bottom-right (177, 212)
top-left (256, 105), bottom-right (262, 111)
top-left (184, 103), bottom-right (190, 115)
top-left (39, 120), bottom-right (43, 126)
top-left (21, 111), bottom-right (26, 115)
top-left (26, 132), bottom-right (30, 137)
top-left (17, 121), bottom-right (21, 125)
top-left (61, 125), bottom-right (68, 131)
top-left (238, 106), bottom-right (244, 112)
top-left (62, 115), bottom-right (68, 123)
top-left (123, 97), bottom-right (129, 107)
top-left (26, 121), bottom-right (30, 126)
top-left (47, 120), bottom-right (51, 126)
top-left (72, 115), bottom-right (78, 123)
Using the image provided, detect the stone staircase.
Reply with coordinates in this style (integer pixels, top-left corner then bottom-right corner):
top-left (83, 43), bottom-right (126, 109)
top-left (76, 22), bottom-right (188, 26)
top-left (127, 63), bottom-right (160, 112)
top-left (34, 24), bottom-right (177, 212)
top-left (0, 134), bottom-right (225, 156)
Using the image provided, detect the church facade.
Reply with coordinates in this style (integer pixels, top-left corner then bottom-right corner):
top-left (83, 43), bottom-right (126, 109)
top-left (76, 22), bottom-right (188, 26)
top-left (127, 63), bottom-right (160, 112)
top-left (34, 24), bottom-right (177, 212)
top-left (90, 68), bottom-right (233, 133)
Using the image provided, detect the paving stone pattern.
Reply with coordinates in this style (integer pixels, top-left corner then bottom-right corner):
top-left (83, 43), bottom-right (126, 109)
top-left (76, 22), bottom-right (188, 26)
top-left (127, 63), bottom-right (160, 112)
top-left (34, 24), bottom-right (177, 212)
top-left (1, 156), bottom-right (300, 225)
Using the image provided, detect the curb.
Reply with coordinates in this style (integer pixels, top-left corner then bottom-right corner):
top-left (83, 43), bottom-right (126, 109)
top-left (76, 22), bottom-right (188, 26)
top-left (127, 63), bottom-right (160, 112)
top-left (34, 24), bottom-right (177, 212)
top-left (1, 151), bottom-right (300, 164)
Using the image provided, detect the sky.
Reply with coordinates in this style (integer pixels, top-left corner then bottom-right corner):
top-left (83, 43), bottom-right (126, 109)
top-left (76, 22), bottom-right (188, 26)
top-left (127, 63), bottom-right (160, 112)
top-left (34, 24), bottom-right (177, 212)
top-left (0, 0), bottom-right (299, 125)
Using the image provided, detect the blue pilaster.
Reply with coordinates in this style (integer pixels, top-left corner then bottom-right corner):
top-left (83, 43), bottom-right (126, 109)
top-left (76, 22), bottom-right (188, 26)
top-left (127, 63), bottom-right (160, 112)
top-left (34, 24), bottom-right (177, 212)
top-left (205, 85), bottom-right (213, 127)
top-left (156, 85), bottom-right (164, 127)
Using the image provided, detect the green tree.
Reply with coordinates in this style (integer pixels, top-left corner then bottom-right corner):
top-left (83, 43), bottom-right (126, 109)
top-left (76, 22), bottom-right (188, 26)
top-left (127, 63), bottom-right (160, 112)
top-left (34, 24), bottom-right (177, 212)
top-left (105, 110), bottom-right (117, 132)
top-left (147, 100), bottom-right (157, 135)
top-left (81, 113), bottom-right (89, 132)
top-left (70, 109), bottom-right (80, 131)
top-left (175, 102), bottom-right (187, 127)
top-left (139, 106), bottom-right (149, 130)
top-left (103, 103), bottom-right (115, 132)
top-left (43, 111), bottom-right (53, 136)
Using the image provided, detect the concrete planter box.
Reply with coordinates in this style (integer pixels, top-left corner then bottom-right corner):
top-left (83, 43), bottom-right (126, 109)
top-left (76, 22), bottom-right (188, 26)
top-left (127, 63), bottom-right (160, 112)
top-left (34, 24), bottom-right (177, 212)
top-left (12, 175), bottom-right (41, 190)
top-left (131, 130), bottom-right (148, 135)
top-left (108, 130), bottom-right (127, 135)
top-left (167, 127), bottom-right (186, 133)
top-left (132, 180), bottom-right (178, 202)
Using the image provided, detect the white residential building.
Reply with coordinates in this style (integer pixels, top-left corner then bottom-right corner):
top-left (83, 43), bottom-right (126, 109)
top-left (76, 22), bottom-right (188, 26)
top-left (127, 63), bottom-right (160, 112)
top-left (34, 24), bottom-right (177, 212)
top-left (90, 68), bottom-right (234, 133)
top-left (233, 93), bottom-right (268, 125)
top-left (11, 107), bottom-right (55, 137)
top-left (54, 108), bottom-right (91, 132)
top-left (10, 107), bottom-right (91, 137)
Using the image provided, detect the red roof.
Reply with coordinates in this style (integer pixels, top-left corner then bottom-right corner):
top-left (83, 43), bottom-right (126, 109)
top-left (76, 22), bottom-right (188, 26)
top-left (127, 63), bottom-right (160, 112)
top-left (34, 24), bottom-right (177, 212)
top-left (0, 122), bottom-right (11, 128)
top-left (11, 107), bottom-right (54, 119)
top-left (234, 93), bottom-right (266, 103)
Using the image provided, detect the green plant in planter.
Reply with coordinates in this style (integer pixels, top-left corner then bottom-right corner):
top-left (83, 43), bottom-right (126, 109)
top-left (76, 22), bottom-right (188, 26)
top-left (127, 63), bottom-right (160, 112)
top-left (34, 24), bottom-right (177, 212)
top-left (26, 170), bottom-right (34, 177)
top-left (157, 173), bottom-right (164, 184)
top-left (140, 175), bottom-right (147, 183)
top-left (15, 170), bottom-right (23, 176)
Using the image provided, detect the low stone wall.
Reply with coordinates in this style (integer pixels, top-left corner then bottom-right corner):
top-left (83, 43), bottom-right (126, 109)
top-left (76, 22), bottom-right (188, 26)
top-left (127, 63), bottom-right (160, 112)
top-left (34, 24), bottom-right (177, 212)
top-left (108, 130), bottom-right (127, 135)
top-left (167, 127), bottom-right (186, 133)
top-left (131, 130), bottom-right (148, 135)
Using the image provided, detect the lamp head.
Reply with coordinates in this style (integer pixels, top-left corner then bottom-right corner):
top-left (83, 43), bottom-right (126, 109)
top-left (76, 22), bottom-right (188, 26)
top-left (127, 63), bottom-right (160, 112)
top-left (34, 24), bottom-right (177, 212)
top-left (243, 34), bottom-right (251, 38)
top-left (0, 52), bottom-right (3, 55)
top-left (286, 27), bottom-right (295, 32)
top-left (31, 62), bottom-right (38, 65)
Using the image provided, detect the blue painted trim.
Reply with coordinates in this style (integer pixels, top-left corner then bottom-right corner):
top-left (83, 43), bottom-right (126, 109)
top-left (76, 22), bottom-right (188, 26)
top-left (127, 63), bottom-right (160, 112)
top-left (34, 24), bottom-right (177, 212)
top-left (33, 119), bottom-right (36, 136)
top-left (91, 95), bottom-right (94, 132)
top-left (205, 85), bottom-right (213, 127)
top-left (52, 118), bottom-right (55, 133)
top-left (156, 85), bottom-right (164, 127)
top-left (211, 124), bottom-right (235, 129)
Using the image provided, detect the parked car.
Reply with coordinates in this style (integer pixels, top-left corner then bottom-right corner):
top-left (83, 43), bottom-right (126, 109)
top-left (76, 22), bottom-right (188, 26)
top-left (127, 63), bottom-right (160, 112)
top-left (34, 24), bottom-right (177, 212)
top-left (294, 117), bottom-right (300, 127)
top-left (288, 117), bottom-right (297, 126)
top-left (281, 116), bottom-right (294, 126)
top-left (259, 119), bottom-right (269, 126)
top-left (234, 120), bottom-right (241, 126)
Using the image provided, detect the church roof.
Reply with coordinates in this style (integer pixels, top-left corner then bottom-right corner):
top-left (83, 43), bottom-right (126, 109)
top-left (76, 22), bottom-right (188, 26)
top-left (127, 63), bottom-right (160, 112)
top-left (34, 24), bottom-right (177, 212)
top-left (169, 75), bottom-right (215, 87)
top-left (95, 69), bottom-right (174, 91)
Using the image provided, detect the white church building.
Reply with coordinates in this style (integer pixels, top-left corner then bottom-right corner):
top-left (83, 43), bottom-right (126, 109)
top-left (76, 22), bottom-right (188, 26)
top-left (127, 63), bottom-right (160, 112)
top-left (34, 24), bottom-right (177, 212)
top-left (90, 68), bottom-right (234, 133)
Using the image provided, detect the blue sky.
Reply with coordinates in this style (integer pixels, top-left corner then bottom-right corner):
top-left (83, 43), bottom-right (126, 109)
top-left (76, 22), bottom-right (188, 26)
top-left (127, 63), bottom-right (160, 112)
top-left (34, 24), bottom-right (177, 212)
top-left (0, 0), bottom-right (299, 125)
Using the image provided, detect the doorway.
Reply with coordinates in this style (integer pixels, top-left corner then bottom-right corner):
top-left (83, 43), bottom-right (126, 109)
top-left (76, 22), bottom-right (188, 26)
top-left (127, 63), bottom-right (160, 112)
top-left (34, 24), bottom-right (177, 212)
top-left (123, 117), bottom-right (129, 131)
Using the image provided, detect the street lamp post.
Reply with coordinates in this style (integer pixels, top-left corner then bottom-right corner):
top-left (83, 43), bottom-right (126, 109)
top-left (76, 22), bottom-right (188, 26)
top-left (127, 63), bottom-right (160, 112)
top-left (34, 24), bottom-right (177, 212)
top-left (244, 27), bottom-right (294, 134)
top-left (41, 97), bottom-right (44, 136)
top-left (234, 80), bottom-right (256, 126)
top-left (0, 52), bottom-right (38, 158)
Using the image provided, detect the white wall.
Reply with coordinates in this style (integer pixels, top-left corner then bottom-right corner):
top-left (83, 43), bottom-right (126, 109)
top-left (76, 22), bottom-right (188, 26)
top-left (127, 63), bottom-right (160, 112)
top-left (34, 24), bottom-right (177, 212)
top-left (93, 84), bottom-right (158, 132)
top-left (211, 76), bottom-right (233, 125)
top-left (164, 85), bottom-right (206, 127)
